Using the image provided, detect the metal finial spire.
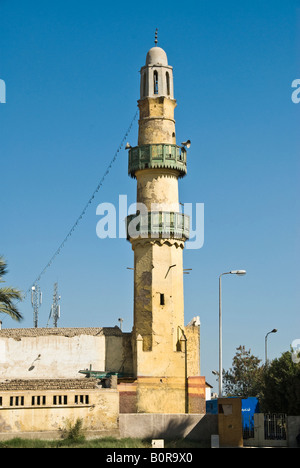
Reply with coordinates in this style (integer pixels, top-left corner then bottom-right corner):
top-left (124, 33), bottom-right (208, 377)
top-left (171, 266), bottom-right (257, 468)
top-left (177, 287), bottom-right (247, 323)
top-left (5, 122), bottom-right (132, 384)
top-left (154, 28), bottom-right (158, 46)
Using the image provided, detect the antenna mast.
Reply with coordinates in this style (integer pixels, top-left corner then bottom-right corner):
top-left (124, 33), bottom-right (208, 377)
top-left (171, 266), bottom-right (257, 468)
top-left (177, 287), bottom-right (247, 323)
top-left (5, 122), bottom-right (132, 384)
top-left (31, 284), bottom-right (42, 328)
top-left (48, 282), bottom-right (61, 328)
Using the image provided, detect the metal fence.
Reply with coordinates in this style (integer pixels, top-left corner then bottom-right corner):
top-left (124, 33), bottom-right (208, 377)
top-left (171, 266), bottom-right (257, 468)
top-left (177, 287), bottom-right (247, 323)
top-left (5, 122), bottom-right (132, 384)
top-left (264, 413), bottom-right (287, 440)
top-left (242, 413), bottom-right (255, 439)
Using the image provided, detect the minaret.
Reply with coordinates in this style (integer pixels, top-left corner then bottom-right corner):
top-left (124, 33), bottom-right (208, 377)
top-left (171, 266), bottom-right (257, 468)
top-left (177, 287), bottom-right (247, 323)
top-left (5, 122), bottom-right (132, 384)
top-left (126, 36), bottom-right (193, 413)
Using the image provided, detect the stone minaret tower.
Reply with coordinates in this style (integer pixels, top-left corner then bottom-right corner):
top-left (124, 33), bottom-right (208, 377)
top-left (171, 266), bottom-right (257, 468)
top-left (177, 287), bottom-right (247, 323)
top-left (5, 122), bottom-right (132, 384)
top-left (126, 38), bottom-right (199, 413)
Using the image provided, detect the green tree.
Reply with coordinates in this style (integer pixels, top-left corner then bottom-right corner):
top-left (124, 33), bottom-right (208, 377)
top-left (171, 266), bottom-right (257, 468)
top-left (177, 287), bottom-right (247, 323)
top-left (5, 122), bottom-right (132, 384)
top-left (223, 345), bottom-right (263, 398)
top-left (0, 256), bottom-right (23, 321)
top-left (260, 351), bottom-right (300, 415)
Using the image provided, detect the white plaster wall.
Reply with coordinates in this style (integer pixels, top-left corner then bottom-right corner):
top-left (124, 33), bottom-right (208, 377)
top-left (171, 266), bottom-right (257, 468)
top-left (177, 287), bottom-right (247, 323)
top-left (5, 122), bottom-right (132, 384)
top-left (0, 334), bottom-right (106, 380)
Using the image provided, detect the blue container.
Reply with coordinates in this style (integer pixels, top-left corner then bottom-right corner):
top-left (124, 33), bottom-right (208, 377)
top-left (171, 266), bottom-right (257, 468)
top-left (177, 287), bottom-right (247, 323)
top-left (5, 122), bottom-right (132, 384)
top-left (241, 397), bottom-right (259, 438)
top-left (206, 399), bottom-right (218, 414)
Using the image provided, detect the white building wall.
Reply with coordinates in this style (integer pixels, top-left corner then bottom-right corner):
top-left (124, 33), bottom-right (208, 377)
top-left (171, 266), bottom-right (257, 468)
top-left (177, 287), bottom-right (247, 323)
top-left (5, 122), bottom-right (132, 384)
top-left (0, 327), bottom-right (126, 380)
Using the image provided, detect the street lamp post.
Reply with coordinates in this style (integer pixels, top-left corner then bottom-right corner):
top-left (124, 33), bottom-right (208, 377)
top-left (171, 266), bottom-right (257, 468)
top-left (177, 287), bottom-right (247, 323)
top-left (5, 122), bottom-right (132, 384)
top-left (219, 270), bottom-right (246, 397)
top-left (265, 329), bottom-right (277, 365)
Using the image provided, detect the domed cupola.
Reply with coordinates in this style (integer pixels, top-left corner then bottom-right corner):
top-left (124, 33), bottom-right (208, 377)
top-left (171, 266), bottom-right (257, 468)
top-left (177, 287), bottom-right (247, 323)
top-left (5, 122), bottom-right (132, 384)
top-left (140, 33), bottom-right (174, 99)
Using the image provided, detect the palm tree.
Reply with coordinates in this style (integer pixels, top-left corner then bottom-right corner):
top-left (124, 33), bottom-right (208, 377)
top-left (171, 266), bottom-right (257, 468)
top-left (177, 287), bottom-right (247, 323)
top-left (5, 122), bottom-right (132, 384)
top-left (0, 256), bottom-right (23, 321)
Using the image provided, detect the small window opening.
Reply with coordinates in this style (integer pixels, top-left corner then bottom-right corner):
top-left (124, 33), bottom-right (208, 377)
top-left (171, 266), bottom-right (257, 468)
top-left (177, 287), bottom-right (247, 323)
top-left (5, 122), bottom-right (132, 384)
top-left (176, 341), bottom-right (182, 352)
top-left (166, 72), bottom-right (170, 95)
top-left (154, 71), bottom-right (158, 94)
top-left (160, 293), bottom-right (165, 306)
top-left (142, 73), bottom-right (146, 97)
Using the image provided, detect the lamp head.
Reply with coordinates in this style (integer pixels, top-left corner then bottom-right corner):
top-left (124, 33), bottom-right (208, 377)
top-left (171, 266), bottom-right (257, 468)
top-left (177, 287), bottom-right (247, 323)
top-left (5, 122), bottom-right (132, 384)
top-left (230, 270), bottom-right (246, 275)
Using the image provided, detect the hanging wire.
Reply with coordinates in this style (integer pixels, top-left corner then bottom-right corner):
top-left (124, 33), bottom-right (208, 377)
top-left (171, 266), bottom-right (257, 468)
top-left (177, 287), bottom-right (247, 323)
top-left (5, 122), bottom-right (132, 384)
top-left (23, 110), bottom-right (138, 300)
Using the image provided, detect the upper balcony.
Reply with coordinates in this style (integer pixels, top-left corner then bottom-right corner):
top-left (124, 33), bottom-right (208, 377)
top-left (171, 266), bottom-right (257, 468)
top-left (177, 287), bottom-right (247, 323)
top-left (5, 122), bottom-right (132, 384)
top-left (128, 144), bottom-right (187, 178)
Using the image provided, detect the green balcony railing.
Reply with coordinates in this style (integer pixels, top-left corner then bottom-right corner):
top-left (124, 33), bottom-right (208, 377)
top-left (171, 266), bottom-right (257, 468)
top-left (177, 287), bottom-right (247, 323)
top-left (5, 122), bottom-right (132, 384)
top-left (128, 144), bottom-right (187, 178)
top-left (126, 211), bottom-right (190, 241)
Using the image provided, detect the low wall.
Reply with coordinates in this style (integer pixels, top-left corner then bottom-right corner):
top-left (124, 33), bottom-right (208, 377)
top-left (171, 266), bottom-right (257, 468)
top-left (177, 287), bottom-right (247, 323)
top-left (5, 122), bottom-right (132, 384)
top-left (287, 416), bottom-right (300, 448)
top-left (243, 414), bottom-right (300, 448)
top-left (119, 413), bottom-right (218, 443)
top-left (0, 379), bottom-right (119, 439)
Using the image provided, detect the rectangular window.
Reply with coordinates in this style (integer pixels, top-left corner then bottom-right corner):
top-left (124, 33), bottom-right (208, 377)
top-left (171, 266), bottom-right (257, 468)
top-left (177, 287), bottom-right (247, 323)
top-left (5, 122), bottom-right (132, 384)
top-left (53, 395), bottom-right (68, 405)
top-left (9, 396), bottom-right (24, 406)
top-left (32, 395), bottom-right (46, 406)
top-left (160, 293), bottom-right (165, 306)
top-left (75, 394), bottom-right (89, 405)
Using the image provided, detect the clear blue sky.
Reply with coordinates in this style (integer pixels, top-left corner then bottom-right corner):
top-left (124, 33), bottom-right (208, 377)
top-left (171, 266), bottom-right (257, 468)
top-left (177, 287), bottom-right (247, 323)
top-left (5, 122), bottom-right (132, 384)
top-left (0, 0), bottom-right (299, 388)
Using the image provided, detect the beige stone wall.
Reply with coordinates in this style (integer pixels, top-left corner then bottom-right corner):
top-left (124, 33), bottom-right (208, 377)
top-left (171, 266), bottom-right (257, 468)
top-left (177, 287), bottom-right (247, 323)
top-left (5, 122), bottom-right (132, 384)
top-left (136, 376), bottom-right (186, 413)
top-left (130, 238), bottom-right (200, 413)
top-left (132, 239), bottom-right (185, 361)
top-left (0, 379), bottom-right (119, 436)
top-left (138, 97), bottom-right (176, 145)
top-left (185, 323), bottom-right (201, 376)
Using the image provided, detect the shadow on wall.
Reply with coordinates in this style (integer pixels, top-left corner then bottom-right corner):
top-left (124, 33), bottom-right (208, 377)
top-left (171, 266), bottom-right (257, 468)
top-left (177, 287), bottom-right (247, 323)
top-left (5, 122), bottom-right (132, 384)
top-left (119, 413), bottom-right (218, 444)
top-left (103, 328), bottom-right (133, 375)
top-left (28, 354), bottom-right (41, 372)
top-left (155, 414), bottom-right (218, 443)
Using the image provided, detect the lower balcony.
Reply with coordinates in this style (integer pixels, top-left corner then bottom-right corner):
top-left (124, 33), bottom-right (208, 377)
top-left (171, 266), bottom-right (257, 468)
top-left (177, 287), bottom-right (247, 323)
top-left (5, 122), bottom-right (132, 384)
top-left (126, 211), bottom-right (190, 241)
